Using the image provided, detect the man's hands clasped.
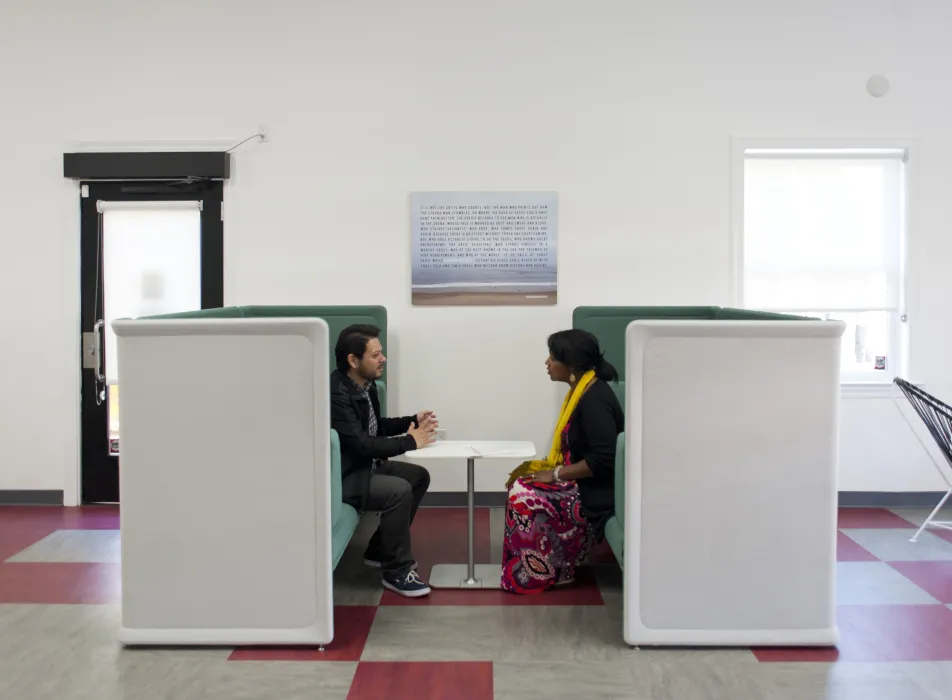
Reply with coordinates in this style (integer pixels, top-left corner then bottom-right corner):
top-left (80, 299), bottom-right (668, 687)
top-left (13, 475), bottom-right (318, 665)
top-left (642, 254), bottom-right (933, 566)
top-left (408, 410), bottom-right (439, 449)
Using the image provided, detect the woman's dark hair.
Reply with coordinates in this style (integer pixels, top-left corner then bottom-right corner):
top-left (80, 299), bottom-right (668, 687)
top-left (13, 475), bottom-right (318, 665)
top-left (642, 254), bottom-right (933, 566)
top-left (547, 329), bottom-right (619, 383)
top-left (335, 324), bottom-right (381, 373)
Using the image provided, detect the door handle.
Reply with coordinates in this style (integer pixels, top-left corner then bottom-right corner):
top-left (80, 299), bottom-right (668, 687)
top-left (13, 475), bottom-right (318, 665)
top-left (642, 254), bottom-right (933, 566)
top-left (82, 320), bottom-right (105, 383)
top-left (93, 319), bottom-right (104, 384)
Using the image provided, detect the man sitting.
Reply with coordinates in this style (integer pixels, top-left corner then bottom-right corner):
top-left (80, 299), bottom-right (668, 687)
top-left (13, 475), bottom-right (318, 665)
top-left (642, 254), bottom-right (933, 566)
top-left (330, 324), bottom-right (437, 597)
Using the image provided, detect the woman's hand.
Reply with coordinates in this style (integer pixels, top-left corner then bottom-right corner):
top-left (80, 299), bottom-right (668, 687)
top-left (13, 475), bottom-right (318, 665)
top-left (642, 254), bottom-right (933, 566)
top-left (524, 470), bottom-right (556, 485)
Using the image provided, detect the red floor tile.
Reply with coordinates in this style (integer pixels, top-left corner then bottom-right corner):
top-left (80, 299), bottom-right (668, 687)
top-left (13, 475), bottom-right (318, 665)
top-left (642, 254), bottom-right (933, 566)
top-left (0, 562), bottom-right (120, 603)
top-left (347, 662), bottom-right (493, 700)
top-left (0, 506), bottom-right (65, 527)
top-left (0, 506), bottom-right (120, 561)
top-left (837, 508), bottom-right (914, 529)
top-left (753, 605), bottom-right (952, 662)
top-left (888, 561), bottom-right (952, 604)
top-left (228, 606), bottom-right (377, 662)
top-left (752, 646), bottom-right (840, 663)
top-left (60, 505), bottom-right (121, 530)
top-left (836, 531), bottom-right (879, 562)
top-left (0, 505), bottom-right (120, 531)
top-left (382, 565), bottom-right (604, 606)
top-left (409, 508), bottom-right (491, 574)
top-left (0, 526), bottom-right (55, 561)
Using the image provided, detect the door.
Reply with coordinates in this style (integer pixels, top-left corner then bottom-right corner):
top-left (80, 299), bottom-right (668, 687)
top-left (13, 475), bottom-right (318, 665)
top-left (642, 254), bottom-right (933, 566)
top-left (80, 181), bottom-right (224, 503)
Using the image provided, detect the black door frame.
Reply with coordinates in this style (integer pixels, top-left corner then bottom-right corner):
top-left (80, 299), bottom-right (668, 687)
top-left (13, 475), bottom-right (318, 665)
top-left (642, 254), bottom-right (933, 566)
top-left (79, 180), bottom-right (224, 503)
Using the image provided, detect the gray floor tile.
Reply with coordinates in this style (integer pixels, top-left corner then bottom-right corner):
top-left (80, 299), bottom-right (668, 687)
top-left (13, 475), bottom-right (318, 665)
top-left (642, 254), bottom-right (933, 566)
top-left (0, 604), bottom-right (231, 661)
top-left (0, 604), bottom-right (237, 700)
top-left (363, 605), bottom-right (635, 662)
top-left (888, 507), bottom-right (952, 527)
top-left (840, 528), bottom-right (952, 561)
top-left (0, 602), bottom-right (119, 658)
top-left (497, 653), bottom-right (765, 700)
top-left (1, 654), bottom-right (357, 700)
top-left (6, 529), bottom-right (120, 563)
top-left (629, 654), bottom-right (768, 700)
top-left (836, 562), bottom-right (939, 605)
top-left (902, 661), bottom-right (952, 700)
top-left (494, 661), bottom-right (638, 700)
top-left (0, 655), bottom-right (204, 700)
top-left (759, 662), bottom-right (938, 700)
top-left (160, 661), bottom-right (357, 700)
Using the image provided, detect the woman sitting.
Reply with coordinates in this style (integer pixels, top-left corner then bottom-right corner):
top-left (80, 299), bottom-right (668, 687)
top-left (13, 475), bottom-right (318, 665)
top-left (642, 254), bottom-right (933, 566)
top-left (501, 329), bottom-right (623, 594)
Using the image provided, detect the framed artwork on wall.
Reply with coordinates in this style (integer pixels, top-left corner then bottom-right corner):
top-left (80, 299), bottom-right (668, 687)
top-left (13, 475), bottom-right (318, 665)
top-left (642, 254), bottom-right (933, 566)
top-left (410, 191), bottom-right (558, 306)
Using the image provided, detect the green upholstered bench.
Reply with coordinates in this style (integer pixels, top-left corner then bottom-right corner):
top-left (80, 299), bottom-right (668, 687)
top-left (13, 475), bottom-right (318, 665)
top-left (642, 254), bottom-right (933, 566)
top-left (574, 306), bottom-right (815, 568)
top-left (140, 304), bottom-right (388, 569)
top-left (604, 432), bottom-right (626, 567)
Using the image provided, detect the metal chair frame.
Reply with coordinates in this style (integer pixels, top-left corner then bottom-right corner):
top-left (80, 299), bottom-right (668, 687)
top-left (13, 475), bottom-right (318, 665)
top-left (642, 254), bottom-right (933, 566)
top-left (893, 378), bottom-right (952, 542)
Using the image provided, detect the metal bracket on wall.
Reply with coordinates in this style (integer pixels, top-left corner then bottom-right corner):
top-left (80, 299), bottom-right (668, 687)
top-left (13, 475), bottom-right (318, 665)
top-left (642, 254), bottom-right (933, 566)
top-left (81, 331), bottom-right (99, 371)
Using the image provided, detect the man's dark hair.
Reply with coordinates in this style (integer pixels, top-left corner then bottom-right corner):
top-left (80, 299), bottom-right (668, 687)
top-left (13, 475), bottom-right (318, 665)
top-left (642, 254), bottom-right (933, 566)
top-left (335, 324), bottom-right (382, 373)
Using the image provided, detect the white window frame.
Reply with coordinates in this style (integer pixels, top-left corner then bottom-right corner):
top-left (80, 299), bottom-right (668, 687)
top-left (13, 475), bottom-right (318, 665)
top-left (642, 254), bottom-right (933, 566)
top-left (730, 138), bottom-right (913, 392)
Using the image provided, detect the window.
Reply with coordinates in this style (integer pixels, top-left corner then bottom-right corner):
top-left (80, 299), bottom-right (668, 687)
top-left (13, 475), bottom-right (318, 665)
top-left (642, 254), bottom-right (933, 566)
top-left (737, 147), bottom-right (907, 383)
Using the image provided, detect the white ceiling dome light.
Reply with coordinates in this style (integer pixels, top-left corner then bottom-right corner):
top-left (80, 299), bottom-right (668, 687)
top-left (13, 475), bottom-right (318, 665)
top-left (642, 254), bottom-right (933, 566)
top-left (867, 74), bottom-right (890, 98)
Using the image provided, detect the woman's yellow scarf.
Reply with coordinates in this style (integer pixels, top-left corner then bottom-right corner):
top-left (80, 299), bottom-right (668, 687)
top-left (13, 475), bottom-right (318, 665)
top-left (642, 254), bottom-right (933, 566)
top-left (505, 369), bottom-right (597, 489)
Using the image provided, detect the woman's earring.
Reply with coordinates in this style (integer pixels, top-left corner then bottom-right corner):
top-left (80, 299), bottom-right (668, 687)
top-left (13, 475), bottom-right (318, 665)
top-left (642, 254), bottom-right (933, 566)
top-left (569, 373), bottom-right (576, 382)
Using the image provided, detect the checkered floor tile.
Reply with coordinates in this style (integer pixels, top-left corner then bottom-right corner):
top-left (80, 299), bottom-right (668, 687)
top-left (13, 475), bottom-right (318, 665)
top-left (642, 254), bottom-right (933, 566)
top-left (3, 504), bottom-right (952, 699)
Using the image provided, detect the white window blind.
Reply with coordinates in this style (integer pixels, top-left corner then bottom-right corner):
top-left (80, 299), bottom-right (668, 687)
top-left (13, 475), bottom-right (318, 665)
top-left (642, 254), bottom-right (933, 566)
top-left (742, 150), bottom-right (904, 313)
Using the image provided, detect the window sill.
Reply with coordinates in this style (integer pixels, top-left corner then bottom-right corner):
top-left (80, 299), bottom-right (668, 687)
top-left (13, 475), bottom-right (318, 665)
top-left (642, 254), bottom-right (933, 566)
top-left (840, 381), bottom-right (916, 399)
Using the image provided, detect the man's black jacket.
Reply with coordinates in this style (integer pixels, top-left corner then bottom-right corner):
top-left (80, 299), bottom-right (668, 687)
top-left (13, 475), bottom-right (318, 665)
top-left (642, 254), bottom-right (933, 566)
top-left (330, 369), bottom-right (417, 511)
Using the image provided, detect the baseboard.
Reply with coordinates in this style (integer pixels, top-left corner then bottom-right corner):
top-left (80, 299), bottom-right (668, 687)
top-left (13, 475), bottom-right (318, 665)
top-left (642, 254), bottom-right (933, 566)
top-left (422, 491), bottom-right (507, 508)
top-left (0, 489), bottom-right (941, 509)
top-left (425, 491), bottom-right (949, 509)
top-left (838, 491), bottom-right (948, 507)
top-left (0, 490), bottom-right (64, 505)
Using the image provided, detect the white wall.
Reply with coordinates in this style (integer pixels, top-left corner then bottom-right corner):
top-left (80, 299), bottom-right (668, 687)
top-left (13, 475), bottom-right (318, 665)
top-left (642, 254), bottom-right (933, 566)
top-left (2, 0), bottom-right (951, 499)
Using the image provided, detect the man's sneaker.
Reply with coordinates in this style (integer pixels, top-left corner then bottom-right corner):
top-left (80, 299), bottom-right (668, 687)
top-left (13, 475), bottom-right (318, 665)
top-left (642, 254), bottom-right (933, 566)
top-left (364, 556), bottom-right (418, 571)
top-left (382, 569), bottom-right (432, 598)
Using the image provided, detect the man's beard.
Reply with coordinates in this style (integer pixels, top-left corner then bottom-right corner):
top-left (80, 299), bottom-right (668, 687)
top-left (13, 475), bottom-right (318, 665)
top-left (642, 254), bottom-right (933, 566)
top-left (359, 365), bottom-right (381, 382)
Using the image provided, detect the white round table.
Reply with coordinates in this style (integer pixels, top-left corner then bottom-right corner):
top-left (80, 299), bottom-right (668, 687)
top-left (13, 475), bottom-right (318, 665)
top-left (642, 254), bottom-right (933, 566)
top-left (404, 440), bottom-right (537, 589)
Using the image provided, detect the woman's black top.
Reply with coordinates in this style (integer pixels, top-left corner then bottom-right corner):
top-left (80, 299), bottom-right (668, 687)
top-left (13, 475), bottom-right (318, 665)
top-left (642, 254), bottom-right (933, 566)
top-left (561, 379), bottom-right (624, 541)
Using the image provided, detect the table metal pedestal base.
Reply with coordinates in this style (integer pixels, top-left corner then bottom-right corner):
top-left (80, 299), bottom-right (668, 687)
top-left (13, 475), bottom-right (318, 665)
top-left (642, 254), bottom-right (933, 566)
top-left (429, 564), bottom-right (502, 589)
top-left (428, 456), bottom-right (501, 589)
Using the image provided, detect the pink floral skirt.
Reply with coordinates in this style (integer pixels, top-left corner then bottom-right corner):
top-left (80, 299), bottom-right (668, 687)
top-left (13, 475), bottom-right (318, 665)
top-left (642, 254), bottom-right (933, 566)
top-left (500, 476), bottom-right (593, 594)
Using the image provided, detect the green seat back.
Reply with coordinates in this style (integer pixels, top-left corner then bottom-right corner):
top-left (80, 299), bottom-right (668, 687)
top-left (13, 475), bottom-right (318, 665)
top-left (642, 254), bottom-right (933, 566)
top-left (241, 306), bottom-right (388, 385)
top-left (713, 308), bottom-right (816, 321)
top-left (376, 382), bottom-right (387, 418)
top-left (573, 306), bottom-right (815, 381)
top-left (572, 306), bottom-right (719, 381)
top-left (143, 306), bottom-right (245, 319)
top-left (139, 304), bottom-right (389, 413)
